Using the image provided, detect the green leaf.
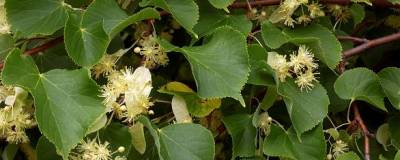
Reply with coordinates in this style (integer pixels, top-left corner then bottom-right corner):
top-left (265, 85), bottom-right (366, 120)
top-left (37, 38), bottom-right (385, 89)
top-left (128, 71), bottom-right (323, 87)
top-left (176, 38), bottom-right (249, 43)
top-left (261, 21), bottom-right (289, 49)
top-left (194, 1), bottom-right (252, 38)
top-left (141, 0), bottom-right (199, 37)
top-left (336, 152), bottom-right (361, 160)
top-left (1, 49), bottom-right (106, 158)
top-left (137, 116), bottom-right (215, 160)
top-left (378, 67), bottom-right (400, 110)
top-left (247, 44), bottom-right (275, 86)
top-left (0, 34), bottom-right (14, 60)
top-left (389, 116), bottom-right (400, 148)
top-left (208, 0), bottom-right (235, 11)
top-left (259, 86), bottom-right (278, 111)
top-left (283, 24), bottom-right (342, 69)
top-left (36, 136), bottom-right (62, 160)
top-left (64, 0), bottom-right (159, 67)
top-left (178, 26), bottom-right (250, 106)
top-left (334, 68), bottom-right (386, 111)
top-left (159, 124), bottom-right (215, 160)
top-left (5, 0), bottom-right (68, 37)
top-left (222, 114), bottom-right (256, 159)
top-left (277, 79), bottom-right (329, 135)
top-left (82, 0), bottom-right (160, 37)
top-left (350, 4), bottom-right (365, 25)
top-left (83, 0), bottom-right (128, 34)
top-left (263, 124), bottom-right (326, 160)
top-left (395, 150), bottom-right (400, 160)
top-left (64, 12), bottom-right (109, 67)
top-left (376, 123), bottom-right (390, 150)
top-left (96, 123), bottom-right (132, 158)
top-left (319, 67), bottom-right (350, 113)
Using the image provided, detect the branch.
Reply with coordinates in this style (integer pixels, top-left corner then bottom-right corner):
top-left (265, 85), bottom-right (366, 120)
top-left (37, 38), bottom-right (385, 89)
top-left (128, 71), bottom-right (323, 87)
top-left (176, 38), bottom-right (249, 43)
top-left (352, 102), bottom-right (371, 160)
top-left (229, 0), bottom-right (400, 8)
top-left (343, 32), bottom-right (400, 59)
top-left (24, 36), bottom-right (64, 56)
top-left (0, 36), bottom-right (64, 69)
top-left (337, 36), bottom-right (369, 44)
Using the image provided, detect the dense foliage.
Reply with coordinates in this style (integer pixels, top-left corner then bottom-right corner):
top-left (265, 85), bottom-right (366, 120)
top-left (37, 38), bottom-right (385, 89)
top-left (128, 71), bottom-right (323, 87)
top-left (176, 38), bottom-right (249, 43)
top-left (1, 0), bottom-right (400, 159)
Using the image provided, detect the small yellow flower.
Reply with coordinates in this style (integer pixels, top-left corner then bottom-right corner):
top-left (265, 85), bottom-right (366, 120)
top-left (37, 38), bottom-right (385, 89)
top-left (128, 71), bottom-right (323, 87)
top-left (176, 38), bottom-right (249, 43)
top-left (289, 45), bottom-right (318, 73)
top-left (327, 5), bottom-right (351, 23)
top-left (332, 140), bottom-right (349, 158)
top-left (135, 35), bottom-right (169, 69)
top-left (284, 16), bottom-right (296, 28)
top-left (267, 52), bottom-right (292, 82)
top-left (295, 69), bottom-right (318, 91)
top-left (269, 0), bottom-right (300, 25)
top-left (100, 67), bottom-right (153, 123)
top-left (297, 15), bottom-right (312, 25)
top-left (92, 53), bottom-right (121, 79)
top-left (308, 3), bottom-right (325, 18)
top-left (0, 1), bottom-right (10, 34)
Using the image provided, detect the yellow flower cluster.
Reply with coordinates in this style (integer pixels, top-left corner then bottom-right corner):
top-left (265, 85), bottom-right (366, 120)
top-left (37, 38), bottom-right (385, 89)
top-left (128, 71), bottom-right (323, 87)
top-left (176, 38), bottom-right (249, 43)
top-left (332, 140), bottom-right (349, 158)
top-left (134, 35), bottom-right (169, 69)
top-left (92, 51), bottom-right (125, 79)
top-left (327, 5), bottom-right (351, 24)
top-left (100, 67), bottom-right (153, 123)
top-left (269, 0), bottom-right (325, 27)
top-left (70, 137), bottom-right (126, 160)
top-left (0, 86), bottom-right (36, 144)
top-left (268, 45), bottom-right (319, 91)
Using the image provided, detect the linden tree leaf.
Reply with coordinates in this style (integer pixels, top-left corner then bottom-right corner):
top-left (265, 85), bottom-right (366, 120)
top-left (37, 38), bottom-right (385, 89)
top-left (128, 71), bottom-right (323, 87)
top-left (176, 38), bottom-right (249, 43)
top-left (334, 68), bottom-right (386, 111)
top-left (263, 124), bottom-right (326, 160)
top-left (194, 0), bottom-right (252, 38)
top-left (140, 0), bottom-right (199, 37)
top-left (208, 0), bottom-right (235, 11)
top-left (82, 0), bottom-right (160, 37)
top-left (5, 0), bottom-right (68, 37)
top-left (283, 24), bottom-right (342, 69)
top-left (247, 44), bottom-right (275, 86)
top-left (178, 26), bottom-right (250, 106)
top-left (1, 49), bottom-right (106, 159)
top-left (261, 21), bottom-right (289, 49)
top-left (378, 67), bottom-right (400, 110)
top-left (336, 152), bottom-right (361, 160)
top-left (64, 12), bottom-right (109, 67)
top-left (137, 116), bottom-right (215, 160)
top-left (64, 0), bottom-right (159, 67)
top-left (36, 136), bottom-right (62, 160)
top-left (222, 114), bottom-right (256, 159)
top-left (277, 79), bottom-right (329, 135)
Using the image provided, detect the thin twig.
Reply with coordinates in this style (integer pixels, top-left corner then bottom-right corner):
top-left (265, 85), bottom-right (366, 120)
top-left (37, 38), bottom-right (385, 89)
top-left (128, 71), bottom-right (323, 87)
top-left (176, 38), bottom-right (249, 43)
top-left (343, 32), bottom-right (400, 59)
top-left (24, 37), bottom-right (64, 56)
top-left (0, 37), bottom-right (64, 69)
top-left (229, 0), bottom-right (400, 8)
top-left (352, 102), bottom-right (371, 160)
top-left (337, 36), bottom-right (369, 44)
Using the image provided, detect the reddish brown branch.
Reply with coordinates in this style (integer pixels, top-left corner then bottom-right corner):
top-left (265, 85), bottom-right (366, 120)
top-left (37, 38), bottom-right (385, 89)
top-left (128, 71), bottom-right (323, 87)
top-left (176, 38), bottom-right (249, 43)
top-left (24, 37), bottom-right (64, 56)
top-left (343, 32), bottom-right (400, 59)
top-left (229, 0), bottom-right (400, 8)
top-left (352, 102), bottom-right (371, 160)
top-left (337, 36), bottom-right (369, 44)
top-left (0, 37), bottom-right (64, 69)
